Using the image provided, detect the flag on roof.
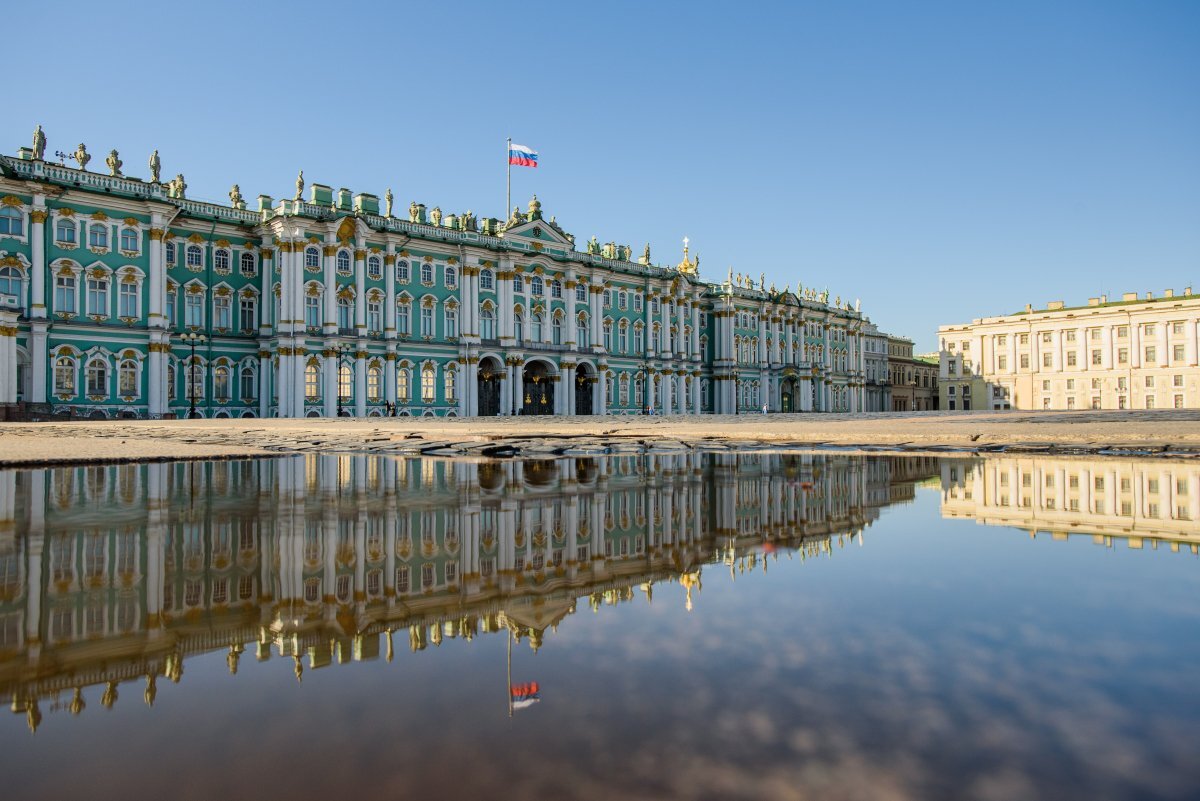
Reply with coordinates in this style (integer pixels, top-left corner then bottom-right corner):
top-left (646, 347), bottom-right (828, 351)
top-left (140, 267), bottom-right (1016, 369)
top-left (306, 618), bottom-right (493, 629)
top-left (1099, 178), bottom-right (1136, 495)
top-left (509, 144), bottom-right (538, 168)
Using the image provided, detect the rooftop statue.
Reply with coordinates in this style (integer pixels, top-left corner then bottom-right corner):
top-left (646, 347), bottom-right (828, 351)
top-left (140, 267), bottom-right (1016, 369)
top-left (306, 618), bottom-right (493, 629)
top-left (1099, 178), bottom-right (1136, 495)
top-left (760, 272), bottom-right (765, 290)
top-left (855, 298), bottom-right (861, 312)
top-left (229, 184), bottom-right (244, 207)
top-left (409, 201), bottom-right (419, 223)
top-left (171, 174), bottom-right (187, 199)
top-left (527, 194), bottom-right (542, 221)
top-left (587, 236), bottom-right (600, 255)
top-left (385, 188), bottom-right (394, 217)
top-left (508, 205), bottom-right (523, 228)
top-left (73, 143), bottom-right (90, 171)
top-left (642, 242), bottom-right (651, 264)
top-left (430, 206), bottom-right (443, 227)
top-left (106, 149), bottom-right (123, 177)
top-left (31, 124), bottom-right (46, 160)
top-left (294, 170), bottom-right (304, 201)
top-left (148, 149), bottom-right (161, 183)
top-left (462, 210), bottom-right (477, 232)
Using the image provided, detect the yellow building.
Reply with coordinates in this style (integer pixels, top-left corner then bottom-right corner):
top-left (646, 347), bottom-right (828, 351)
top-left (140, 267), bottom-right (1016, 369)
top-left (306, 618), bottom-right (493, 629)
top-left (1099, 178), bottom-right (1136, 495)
top-left (938, 289), bottom-right (1200, 410)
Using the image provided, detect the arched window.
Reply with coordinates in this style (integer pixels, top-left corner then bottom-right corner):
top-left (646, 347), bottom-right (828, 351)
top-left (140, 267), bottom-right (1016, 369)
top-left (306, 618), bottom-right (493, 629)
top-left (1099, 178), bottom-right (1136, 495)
top-left (618, 320), bottom-right (628, 353)
top-left (576, 284), bottom-right (587, 303)
top-left (444, 366), bottom-right (457, 403)
top-left (444, 306), bottom-right (457, 338)
top-left (444, 265), bottom-right (457, 288)
top-left (305, 363), bottom-right (320, 400)
top-left (513, 273), bottom-right (524, 294)
top-left (240, 252), bottom-right (256, 277)
top-left (165, 241), bottom-right (176, 265)
top-left (367, 298), bottom-right (382, 333)
top-left (86, 358), bottom-right (108, 396)
top-left (397, 367), bottom-right (411, 403)
top-left (55, 218), bottom-right (75, 244)
top-left (532, 313), bottom-right (544, 342)
top-left (421, 363), bottom-right (436, 403)
top-left (118, 359), bottom-right (138, 397)
top-left (213, 365), bottom-right (230, 401)
top-left (420, 262), bottom-right (433, 284)
top-left (480, 306), bottom-right (495, 339)
top-left (531, 276), bottom-right (544, 296)
top-left (337, 296), bottom-right (353, 331)
top-left (305, 247), bottom-right (320, 269)
top-left (54, 356), bottom-right (76, 395)
top-left (603, 320), bottom-right (613, 351)
top-left (552, 313), bottom-right (563, 345)
top-left (396, 260), bottom-right (410, 282)
top-left (338, 363), bottom-right (352, 400)
top-left (336, 250), bottom-right (351, 274)
top-left (119, 228), bottom-right (139, 252)
top-left (634, 325), bottom-right (645, 354)
top-left (420, 304), bottom-right (434, 338)
top-left (396, 302), bottom-right (411, 336)
top-left (551, 280), bottom-right (562, 299)
top-left (89, 224), bottom-right (108, 249)
top-left (0, 207), bottom-right (23, 237)
top-left (166, 362), bottom-right (176, 402)
top-left (213, 249), bottom-right (230, 274)
top-left (187, 361), bottom-right (204, 401)
top-left (368, 366), bottom-right (383, 401)
top-left (480, 269), bottom-right (493, 290)
top-left (185, 244), bottom-right (203, 267)
top-left (0, 266), bottom-right (22, 306)
top-left (514, 311), bottom-right (524, 342)
top-left (576, 313), bottom-right (588, 348)
top-left (241, 365), bottom-right (257, 400)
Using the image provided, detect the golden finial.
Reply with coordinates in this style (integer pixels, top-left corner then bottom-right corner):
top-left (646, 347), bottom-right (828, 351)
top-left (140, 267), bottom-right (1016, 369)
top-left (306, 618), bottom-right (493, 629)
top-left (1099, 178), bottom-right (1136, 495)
top-left (144, 674), bottom-right (157, 707)
top-left (101, 681), bottom-right (118, 709)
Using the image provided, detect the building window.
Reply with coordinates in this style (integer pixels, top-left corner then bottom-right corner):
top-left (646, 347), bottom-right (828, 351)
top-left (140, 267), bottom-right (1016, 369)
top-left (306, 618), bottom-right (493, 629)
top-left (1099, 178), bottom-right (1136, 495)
top-left (397, 367), bottom-right (411, 403)
top-left (421, 364), bottom-right (436, 403)
top-left (444, 367), bottom-right (457, 403)
top-left (185, 292), bottom-right (203, 327)
top-left (396, 260), bottom-right (410, 282)
top-left (531, 276), bottom-right (544, 296)
top-left (1042, 353), bottom-right (1052, 368)
top-left (553, 314), bottom-right (563, 345)
top-left (86, 274), bottom-right (109, 317)
top-left (214, 294), bottom-right (231, 329)
top-left (305, 363), bottom-right (320, 400)
top-left (305, 247), bottom-right (320, 269)
top-left (86, 359), bottom-right (108, 396)
top-left (367, 256), bottom-right (382, 280)
top-left (513, 274), bottom-right (524, 294)
top-left (444, 265), bottom-right (457, 288)
top-left (118, 360), bottom-right (138, 396)
top-left (1173, 344), bottom-right (1185, 363)
top-left (89, 224), bottom-right (108, 249)
top-left (368, 300), bottom-right (383, 333)
top-left (240, 297), bottom-right (257, 332)
top-left (421, 306), bottom-right (433, 337)
top-left (444, 307), bottom-right (457, 338)
top-left (54, 356), bottom-right (76, 395)
top-left (240, 252), bottom-right (256, 277)
top-left (481, 307), bottom-right (495, 339)
top-left (576, 284), bottom-right (587, 303)
top-left (997, 355), bottom-right (1007, 370)
top-left (337, 297), bottom-right (352, 331)
top-left (119, 227), bottom-right (139, 252)
top-left (551, 280), bottom-right (562, 299)
top-left (1175, 394), bottom-right (1184, 409)
top-left (421, 262), bottom-right (434, 284)
top-left (480, 269), bottom-right (494, 290)
top-left (213, 248), bottom-right (230, 274)
top-left (514, 312), bottom-right (524, 342)
top-left (213, 365), bottom-right (230, 401)
top-left (368, 366), bottom-right (383, 401)
top-left (241, 365), bottom-right (256, 400)
top-left (1145, 396), bottom-right (1155, 409)
top-left (396, 304), bottom-right (410, 336)
top-left (338, 363), bottom-right (352, 400)
top-left (1066, 352), bottom-right (1076, 367)
top-left (532, 313), bottom-right (544, 342)
top-left (118, 281), bottom-right (138, 318)
top-left (55, 218), bottom-right (76, 244)
top-left (1117, 348), bottom-right (1128, 365)
top-left (336, 250), bottom-right (352, 274)
top-left (185, 244), bottom-right (203, 267)
top-left (577, 315), bottom-right (589, 348)
top-left (1145, 346), bottom-right (1156, 364)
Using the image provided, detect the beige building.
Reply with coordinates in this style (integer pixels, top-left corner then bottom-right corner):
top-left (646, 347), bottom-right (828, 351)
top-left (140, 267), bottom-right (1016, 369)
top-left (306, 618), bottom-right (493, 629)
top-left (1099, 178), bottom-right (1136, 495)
top-left (887, 336), bottom-right (938, 410)
top-left (938, 289), bottom-right (1200, 411)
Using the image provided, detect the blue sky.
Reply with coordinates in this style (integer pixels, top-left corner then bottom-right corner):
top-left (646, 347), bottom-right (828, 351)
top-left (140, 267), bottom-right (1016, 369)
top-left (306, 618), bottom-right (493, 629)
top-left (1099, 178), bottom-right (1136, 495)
top-left (5, 0), bottom-right (1197, 351)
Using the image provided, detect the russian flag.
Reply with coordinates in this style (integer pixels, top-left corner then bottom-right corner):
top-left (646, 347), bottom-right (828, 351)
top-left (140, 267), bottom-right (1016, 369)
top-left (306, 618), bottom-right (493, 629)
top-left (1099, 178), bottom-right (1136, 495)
top-left (510, 681), bottom-right (541, 710)
top-left (509, 144), bottom-right (538, 168)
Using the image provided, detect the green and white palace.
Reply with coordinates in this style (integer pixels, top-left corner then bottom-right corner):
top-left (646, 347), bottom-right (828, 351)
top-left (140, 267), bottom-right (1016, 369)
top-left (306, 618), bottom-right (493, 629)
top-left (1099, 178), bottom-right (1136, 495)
top-left (0, 128), bottom-right (885, 419)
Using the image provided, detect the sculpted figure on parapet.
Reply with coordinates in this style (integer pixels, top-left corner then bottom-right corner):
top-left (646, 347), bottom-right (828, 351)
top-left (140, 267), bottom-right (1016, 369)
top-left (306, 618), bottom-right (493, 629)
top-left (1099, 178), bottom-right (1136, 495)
top-left (148, 149), bottom-right (161, 183)
top-left (32, 124), bottom-right (46, 160)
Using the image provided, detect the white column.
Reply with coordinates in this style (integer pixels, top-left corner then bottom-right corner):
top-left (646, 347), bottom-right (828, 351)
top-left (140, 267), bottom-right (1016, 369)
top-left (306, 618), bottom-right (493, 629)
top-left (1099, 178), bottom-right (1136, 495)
top-left (29, 200), bottom-right (47, 318)
top-left (559, 362), bottom-right (572, 416)
top-left (1102, 325), bottom-right (1113, 370)
top-left (354, 351), bottom-right (366, 417)
top-left (1187, 320), bottom-right (1198, 367)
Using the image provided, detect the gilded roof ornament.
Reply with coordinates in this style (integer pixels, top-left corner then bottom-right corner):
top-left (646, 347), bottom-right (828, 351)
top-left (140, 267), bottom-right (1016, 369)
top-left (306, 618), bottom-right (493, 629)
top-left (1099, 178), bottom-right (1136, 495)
top-left (676, 237), bottom-right (698, 275)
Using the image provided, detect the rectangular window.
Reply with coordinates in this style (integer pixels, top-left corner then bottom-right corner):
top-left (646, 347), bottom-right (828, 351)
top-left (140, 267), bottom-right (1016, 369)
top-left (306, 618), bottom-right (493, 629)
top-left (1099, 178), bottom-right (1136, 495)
top-left (397, 305), bottom-right (410, 336)
top-left (185, 293), bottom-right (203, 327)
top-left (87, 277), bottom-right (108, 316)
top-left (1146, 395), bottom-right (1155, 409)
top-left (214, 295), bottom-right (231, 329)
top-left (1092, 349), bottom-right (1102, 365)
top-left (997, 355), bottom-right (1007, 370)
top-left (1042, 353), bottom-right (1052, 368)
top-left (1066, 352), bottom-right (1076, 367)
top-left (1117, 348), bottom-right (1128, 365)
top-left (240, 298), bottom-right (256, 331)
top-left (421, 306), bottom-right (433, 337)
top-left (118, 281), bottom-right (137, 318)
top-left (575, 284), bottom-right (587, 303)
top-left (1145, 346), bottom-right (1156, 363)
top-left (1173, 344), bottom-right (1184, 362)
top-left (1020, 354), bottom-right (1029, 369)
top-left (368, 300), bottom-right (382, 333)
top-left (1175, 394), bottom-right (1184, 409)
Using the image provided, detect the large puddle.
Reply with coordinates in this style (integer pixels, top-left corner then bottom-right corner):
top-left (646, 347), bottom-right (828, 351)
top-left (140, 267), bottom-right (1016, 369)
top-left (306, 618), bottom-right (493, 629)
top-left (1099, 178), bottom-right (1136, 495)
top-left (1, 453), bottom-right (1197, 800)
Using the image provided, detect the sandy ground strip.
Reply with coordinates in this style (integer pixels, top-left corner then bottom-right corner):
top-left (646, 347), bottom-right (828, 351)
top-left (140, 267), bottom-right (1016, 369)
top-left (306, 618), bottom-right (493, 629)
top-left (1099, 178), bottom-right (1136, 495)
top-left (2, 409), bottom-right (1200, 467)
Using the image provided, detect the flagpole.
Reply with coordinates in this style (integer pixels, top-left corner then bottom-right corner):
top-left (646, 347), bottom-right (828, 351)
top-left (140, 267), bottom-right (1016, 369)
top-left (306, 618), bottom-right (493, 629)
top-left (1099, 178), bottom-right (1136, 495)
top-left (506, 137), bottom-right (511, 224)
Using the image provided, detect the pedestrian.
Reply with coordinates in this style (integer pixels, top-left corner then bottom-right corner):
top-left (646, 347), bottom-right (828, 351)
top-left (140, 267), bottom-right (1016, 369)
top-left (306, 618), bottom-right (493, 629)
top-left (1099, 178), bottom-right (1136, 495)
top-left (761, 402), bottom-right (768, 415)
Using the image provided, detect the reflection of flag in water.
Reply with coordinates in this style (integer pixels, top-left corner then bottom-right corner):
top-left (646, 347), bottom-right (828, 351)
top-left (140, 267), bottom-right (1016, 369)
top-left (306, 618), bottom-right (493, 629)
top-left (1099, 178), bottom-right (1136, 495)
top-left (510, 682), bottom-right (541, 710)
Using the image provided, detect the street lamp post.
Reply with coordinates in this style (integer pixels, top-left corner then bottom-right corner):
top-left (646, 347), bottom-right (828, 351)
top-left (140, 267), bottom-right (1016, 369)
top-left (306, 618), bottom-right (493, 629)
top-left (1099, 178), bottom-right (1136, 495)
top-left (639, 361), bottom-right (649, 415)
top-left (178, 332), bottom-right (207, 419)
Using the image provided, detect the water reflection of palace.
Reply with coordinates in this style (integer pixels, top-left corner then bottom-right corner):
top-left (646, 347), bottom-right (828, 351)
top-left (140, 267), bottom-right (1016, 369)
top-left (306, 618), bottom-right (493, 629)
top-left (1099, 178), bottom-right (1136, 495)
top-left (941, 457), bottom-right (1200, 552)
top-left (0, 452), bottom-right (938, 731)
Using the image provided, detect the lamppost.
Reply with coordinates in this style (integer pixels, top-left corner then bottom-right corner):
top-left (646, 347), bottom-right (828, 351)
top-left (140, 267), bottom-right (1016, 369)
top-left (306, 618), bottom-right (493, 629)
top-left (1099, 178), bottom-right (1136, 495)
top-left (332, 341), bottom-right (350, 417)
top-left (178, 332), bottom-right (207, 419)
top-left (638, 361), bottom-right (650, 415)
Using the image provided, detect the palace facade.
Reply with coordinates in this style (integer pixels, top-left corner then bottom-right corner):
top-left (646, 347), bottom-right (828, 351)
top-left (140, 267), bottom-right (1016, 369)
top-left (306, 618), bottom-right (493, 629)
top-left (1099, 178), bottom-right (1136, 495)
top-left (0, 131), bottom-right (887, 419)
top-left (0, 452), bottom-right (938, 729)
top-left (938, 291), bottom-right (1200, 411)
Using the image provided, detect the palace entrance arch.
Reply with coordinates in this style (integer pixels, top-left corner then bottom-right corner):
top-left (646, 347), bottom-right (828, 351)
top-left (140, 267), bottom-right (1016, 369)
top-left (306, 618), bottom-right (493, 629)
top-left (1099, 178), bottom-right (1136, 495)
top-left (521, 359), bottom-right (554, 416)
top-left (478, 356), bottom-right (503, 417)
top-left (574, 362), bottom-right (596, 415)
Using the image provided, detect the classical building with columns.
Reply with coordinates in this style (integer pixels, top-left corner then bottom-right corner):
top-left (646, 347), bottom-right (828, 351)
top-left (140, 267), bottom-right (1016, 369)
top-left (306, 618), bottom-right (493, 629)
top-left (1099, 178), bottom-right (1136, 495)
top-left (0, 132), bottom-right (883, 418)
top-left (939, 291), bottom-right (1200, 411)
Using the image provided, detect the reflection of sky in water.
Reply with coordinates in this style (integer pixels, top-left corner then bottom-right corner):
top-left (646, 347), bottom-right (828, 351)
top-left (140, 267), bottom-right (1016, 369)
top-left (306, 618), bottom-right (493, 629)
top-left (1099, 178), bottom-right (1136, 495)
top-left (3, 462), bottom-right (1199, 801)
